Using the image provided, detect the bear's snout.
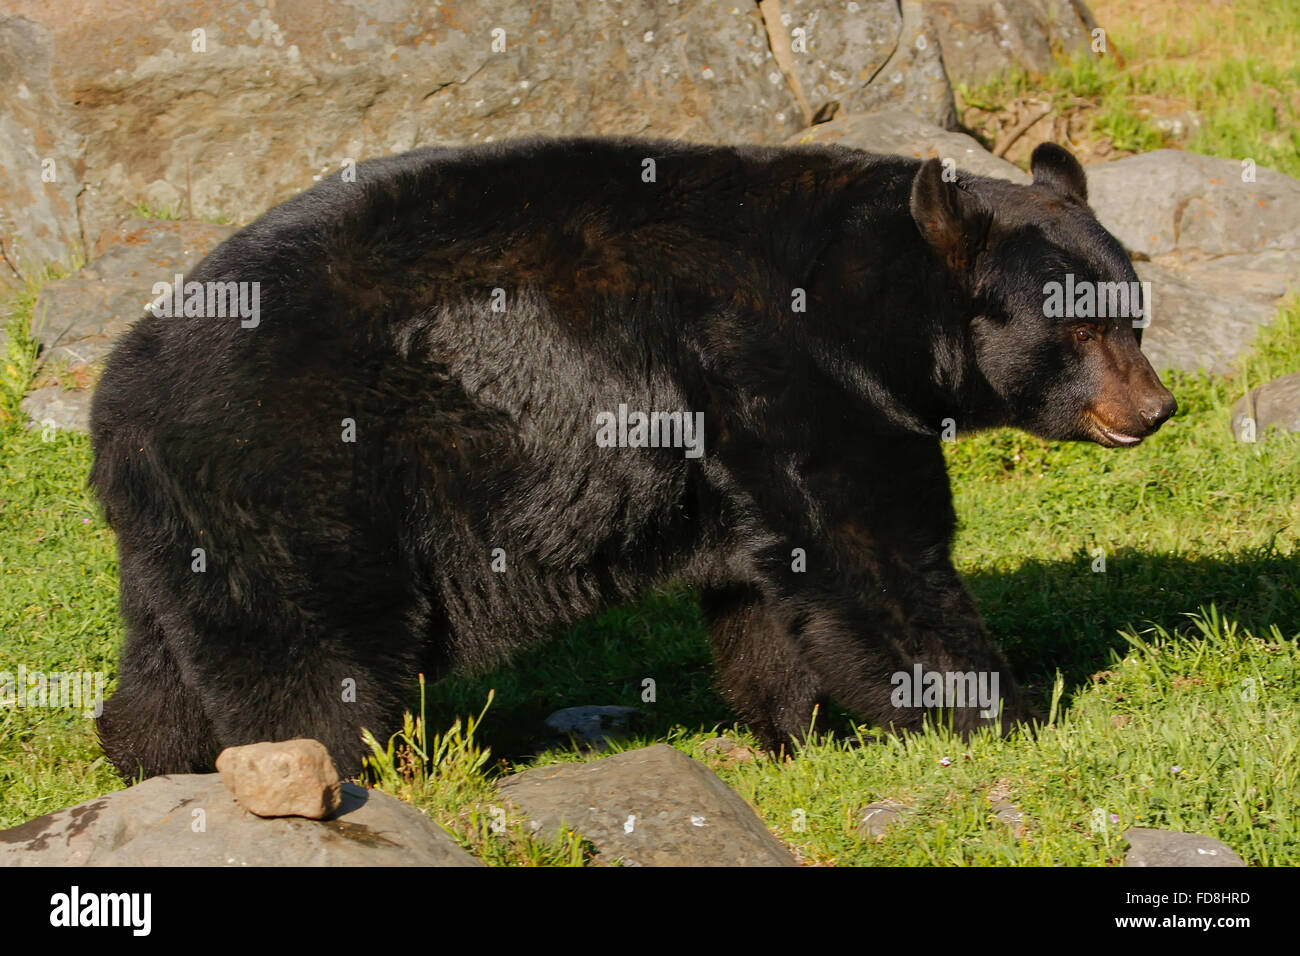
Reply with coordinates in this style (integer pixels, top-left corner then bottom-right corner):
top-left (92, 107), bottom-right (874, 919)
top-left (1123, 358), bottom-right (1178, 438)
top-left (1082, 333), bottom-right (1178, 447)
top-left (1138, 390), bottom-right (1178, 431)
top-left (1086, 376), bottom-right (1176, 446)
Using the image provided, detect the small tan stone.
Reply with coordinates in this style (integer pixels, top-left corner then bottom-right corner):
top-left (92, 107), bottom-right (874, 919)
top-left (216, 739), bottom-right (342, 819)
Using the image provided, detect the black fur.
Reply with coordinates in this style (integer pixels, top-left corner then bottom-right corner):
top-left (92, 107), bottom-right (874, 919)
top-left (90, 137), bottom-right (1175, 778)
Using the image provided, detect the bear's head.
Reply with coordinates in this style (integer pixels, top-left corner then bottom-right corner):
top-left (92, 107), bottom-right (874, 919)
top-left (910, 142), bottom-right (1176, 447)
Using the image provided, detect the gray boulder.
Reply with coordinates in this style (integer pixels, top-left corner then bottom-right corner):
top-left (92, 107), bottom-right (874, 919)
top-left (1131, 260), bottom-right (1282, 375)
top-left (1123, 828), bottom-right (1246, 867)
top-left (0, 775), bottom-right (480, 866)
top-left (1088, 150), bottom-right (1300, 258)
top-left (1232, 371), bottom-right (1300, 442)
top-left (498, 743), bottom-right (797, 866)
top-left (20, 385), bottom-right (91, 435)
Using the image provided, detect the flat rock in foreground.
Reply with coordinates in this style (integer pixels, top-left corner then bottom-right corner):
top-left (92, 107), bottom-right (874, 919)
top-left (498, 743), bottom-right (797, 866)
top-left (1123, 828), bottom-right (1246, 867)
top-left (0, 775), bottom-right (479, 867)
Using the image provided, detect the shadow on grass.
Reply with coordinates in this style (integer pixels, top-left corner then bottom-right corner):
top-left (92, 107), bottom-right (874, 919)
top-left (417, 545), bottom-right (1297, 767)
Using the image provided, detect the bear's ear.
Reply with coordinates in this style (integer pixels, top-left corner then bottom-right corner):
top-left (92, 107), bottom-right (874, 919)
top-left (909, 157), bottom-right (992, 272)
top-left (1030, 142), bottom-right (1088, 203)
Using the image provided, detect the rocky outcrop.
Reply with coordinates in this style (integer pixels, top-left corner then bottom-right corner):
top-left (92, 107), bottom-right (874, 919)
top-left (0, 1), bottom-right (1108, 254)
top-left (5, 1), bottom-right (807, 244)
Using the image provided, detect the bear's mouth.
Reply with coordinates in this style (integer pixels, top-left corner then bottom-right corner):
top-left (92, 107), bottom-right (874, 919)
top-left (1084, 410), bottom-right (1144, 448)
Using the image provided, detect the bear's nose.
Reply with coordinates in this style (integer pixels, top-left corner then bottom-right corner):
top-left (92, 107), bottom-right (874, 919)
top-left (1139, 393), bottom-right (1177, 429)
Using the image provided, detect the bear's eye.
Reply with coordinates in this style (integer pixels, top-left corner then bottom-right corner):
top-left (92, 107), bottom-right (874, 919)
top-left (1073, 327), bottom-right (1094, 343)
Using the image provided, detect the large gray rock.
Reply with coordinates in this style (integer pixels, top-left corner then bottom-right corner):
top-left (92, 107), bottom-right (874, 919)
top-left (1088, 151), bottom-right (1300, 258)
top-left (788, 109), bottom-right (1029, 183)
top-left (0, 775), bottom-right (480, 866)
top-left (5, 0), bottom-right (803, 245)
top-left (1162, 249), bottom-right (1300, 306)
top-left (1232, 372), bottom-right (1300, 443)
top-left (1123, 828), bottom-right (1246, 867)
top-left (0, 0), bottom-right (1100, 268)
top-left (1136, 249), bottom-right (1300, 373)
top-left (923, 0), bottom-right (1097, 88)
top-left (1132, 260), bottom-right (1282, 375)
top-left (498, 743), bottom-right (797, 866)
top-left (0, 16), bottom-right (83, 276)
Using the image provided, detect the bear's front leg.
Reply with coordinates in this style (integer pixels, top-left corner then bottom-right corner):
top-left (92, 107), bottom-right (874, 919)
top-left (733, 542), bottom-right (1030, 749)
top-left (701, 583), bottom-right (830, 753)
top-left (713, 434), bottom-right (1033, 750)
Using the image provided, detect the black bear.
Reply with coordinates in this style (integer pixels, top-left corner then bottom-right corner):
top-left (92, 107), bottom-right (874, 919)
top-left (90, 138), bottom-right (1175, 779)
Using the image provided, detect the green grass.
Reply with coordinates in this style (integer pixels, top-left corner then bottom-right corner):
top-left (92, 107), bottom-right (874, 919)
top-left (130, 201), bottom-right (181, 221)
top-left (699, 607), bottom-right (1299, 866)
top-left (0, 278), bottom-right (122, 825)
top-left (132, 200), bottom-right (233, 226)
top-left (958, 0), bottom-right (1300, 175)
